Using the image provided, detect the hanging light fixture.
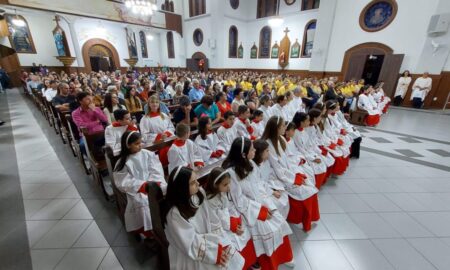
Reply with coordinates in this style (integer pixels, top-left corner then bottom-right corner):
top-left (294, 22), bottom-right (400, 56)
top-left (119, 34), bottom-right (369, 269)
top-left (124, 0), bottom-right (157, 16)
top-left (12, 9), bottom-right (26, 27)
top-left (268, 2), bottom-right (283, 27)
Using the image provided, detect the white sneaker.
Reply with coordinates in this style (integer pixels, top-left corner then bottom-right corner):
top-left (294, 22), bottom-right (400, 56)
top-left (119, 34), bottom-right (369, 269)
top-left (284, 259), bottom-right (295, 268)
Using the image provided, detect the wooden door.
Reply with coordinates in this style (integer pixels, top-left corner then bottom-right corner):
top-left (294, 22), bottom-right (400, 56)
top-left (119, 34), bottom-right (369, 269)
top-left (0, 45), bottom-right (22, 87)
top-left (378, 54), bottom-right (404, 97)
top-left (344, 54), bottom-right (366, 81)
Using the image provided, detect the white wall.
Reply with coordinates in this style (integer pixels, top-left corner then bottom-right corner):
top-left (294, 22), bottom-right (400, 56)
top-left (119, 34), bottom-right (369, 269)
top-left (324, 0), bottom-right (441, 73)
top-left (158, 31), bottom-right (186, 67)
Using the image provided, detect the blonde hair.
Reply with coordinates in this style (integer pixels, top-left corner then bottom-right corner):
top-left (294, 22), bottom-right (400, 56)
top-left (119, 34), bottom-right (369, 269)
top-left (148, 95), bottom-right (164, 120)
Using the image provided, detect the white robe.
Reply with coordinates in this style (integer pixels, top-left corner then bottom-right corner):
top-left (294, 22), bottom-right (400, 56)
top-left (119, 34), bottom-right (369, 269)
top-left (358, 94), bottom-right (380, 115)
top-left (217, 125), bottom-right (238, 154)
top-left (194, 133), bottom-right (226, 165)
top-left (269, 104), bottom-right (289, 122)
top-left (285, 97), bottom-right (304, 121)
top-left (165, 190), bottom-right (245, 270)
top-left (258, 105), bottom-right (272, 125)
top-left (227, 161), bottom-right (292, 256)
top-left (266, 139), bottom-right (318, 201)
top-left (113, 149), bottom-right (166, 232)
top-left (105, 125), bottom-right (127, 156)
top-left (139, 114), bottom-right (175, 146)
top-left (411, 77), bottom-right (432, 101)
top-left (335, 110), bottom-right (361, 140)
top-left (234, 118), bottom-right (254, 139)
top-left (323, 117), bottom-right (351, 157)
top-left (394, 76), bottom-right (412, 99)
top-left (168, 139), bottom-right (204, 173)
top-left (250, 121), bottom-right (265, 139)
top-left (285, 138), bottom-right (316, 181)
top-left (205, 192), bottom-right (252, 251)
top-left (292, 128), bottom-right (328, 174)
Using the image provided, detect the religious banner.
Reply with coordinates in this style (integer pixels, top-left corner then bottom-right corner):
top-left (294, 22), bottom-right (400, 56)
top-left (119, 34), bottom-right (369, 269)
top-left (5, 14), bottom-right (36, 54)
top-left (271, 41), bottom-right (279, 59)
top-left (126, 28), bottom-right (138, 58)
top-left (279, 27), bottom-right (291, 68)
top-left (291, 39), bottom-right (300, 58)
top-left (139, 31), bottom-right (148, 58)
top-left (250, 43), bottom-right (258, 59)
top-left (52, 16), bottom-right (71, 57)
top-left (238, 43), bottom-right (243, 58)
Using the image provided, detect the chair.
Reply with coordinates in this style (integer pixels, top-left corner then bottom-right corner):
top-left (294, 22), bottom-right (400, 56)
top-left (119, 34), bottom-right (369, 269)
top-left (81, 128), bottom-right (111, 201)
top-left (349, 97), bottom-right (368, 126)
top-left (59, 111), bottom-right (77, 156)
top-left (103, 146), bottom-right (128, 223)
top-left (65, 114), bottom-right (91, 175)
top-left (146, 182), bottom-right (170, 270)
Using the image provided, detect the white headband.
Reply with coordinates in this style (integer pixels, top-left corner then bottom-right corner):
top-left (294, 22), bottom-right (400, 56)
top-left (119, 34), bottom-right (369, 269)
top-left (277, 116), bottom-right (281, 125)
top-left (173, 166), bottom-right (183, 180)
top-left (126, 131), bottom-right (137, 146)
top-left (213, 170), bottom-right (229, 184)
top-left (241, 136), bottom-right (245, 153)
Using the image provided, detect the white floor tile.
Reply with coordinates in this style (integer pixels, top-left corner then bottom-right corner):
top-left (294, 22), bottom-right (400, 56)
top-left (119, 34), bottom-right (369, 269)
top-left (409, 212), bottom-right (450, 237)
top-left (321, 214), bottom-right (367, 240)
top-left (29, 199), bottom-right (79, 220)
top-left (63, 200), bottom-right (93, 220)
top-left (378, 212), bottom-right (434, 238)
top-left (23, 199), bottom-right (51, 220)
top-left (26, 220), bottom-right (59, 247)
top-left (33, 220), bottom-right (92, 249)
top-left (293, 220), bottom-right (333, 241)
top-left (384, 193), bottom-right (428, 212)
top-left (343, 180), bottom-right (378, 193)
top-left (24, 183), bottom-right (71, 199)
top-left (337, 240), bottom-right (394, 270)
top-left (318, 194), bottom-right (346, 214)
top-left (357, 193), bottom-right (402, 212)
top-left (331, 194), bottom-right (374, 213)
top-left (372, 239), bottom-right (437, 270)
top-left (348, 213), bottom-right (401, 238)
top-left (55, 247), bottom-right (109, 270)
top-left (302, 240), bottom-right (354, 270)
top-left (56, 184), bottom-right (81, 199)
top-left (98, 248), bottom-right (123, 270)
top-left (408, 238), bottom-right (450, 270)
top-left (74, 222), bottom-right (109, 248)
top-left (30, 249), bottom-right (68, 270)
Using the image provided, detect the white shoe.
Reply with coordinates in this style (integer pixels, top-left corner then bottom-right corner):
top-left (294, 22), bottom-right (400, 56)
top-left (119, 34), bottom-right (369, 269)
top-left (284, 259), bottom-right (295, 268)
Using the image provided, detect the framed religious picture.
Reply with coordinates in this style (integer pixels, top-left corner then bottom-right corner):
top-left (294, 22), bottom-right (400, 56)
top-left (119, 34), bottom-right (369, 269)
top-left (359, 0), bottom-right (398, 32)
top-left (139, 31), bottom-right (148, 58)
top-left (5, 14), bottom-right (36, 54)
top-left (250, 43), bottom-right (258, 59)
top-left (126, 28), bottom-right (138, 58)
top-left (290, 39), bottom-right (300, 58)
top-left (271, 42), bottom-right (279, 58)
top-left (238, 43), bottom-right (243, 58)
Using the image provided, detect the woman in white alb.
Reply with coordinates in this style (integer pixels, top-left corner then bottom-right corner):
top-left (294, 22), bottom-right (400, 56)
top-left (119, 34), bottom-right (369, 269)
top-left (393, 70), bottom-right (412, 106)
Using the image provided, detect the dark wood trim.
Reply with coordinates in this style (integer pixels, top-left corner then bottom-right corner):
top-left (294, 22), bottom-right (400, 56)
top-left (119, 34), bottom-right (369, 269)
top-left (359, 0), bottom-right (398, 33)
top-left (228, 25), bottom-right (238, 58)
top-left (300, 19), bottom-right (316, 58)
top-left (166, 31), bottom-right (175, 59)
top-left (81, 38), bottom-right (121, 72)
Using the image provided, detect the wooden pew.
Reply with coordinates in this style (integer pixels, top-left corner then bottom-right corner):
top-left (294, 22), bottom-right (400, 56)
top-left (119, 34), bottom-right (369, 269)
top-left (103, 146), bottom-right (127, 223)
top-left (65, 114), bottom-right (91, 175)
top-left (80, 127), bottom-right (111, 201)
top-left (58, 111), bottom-right (77, 156)
top-left (349, 97), bottom-right (368, 126)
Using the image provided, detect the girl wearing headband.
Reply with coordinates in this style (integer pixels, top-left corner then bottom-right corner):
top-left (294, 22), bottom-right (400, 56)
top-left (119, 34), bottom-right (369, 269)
top-left (163, 166), bottom-right (245, 269)
top-left (113, 131), bottom-right (166, 239)
top-left (204, 167), bottom-right (257, 270)
top-left (194, 116), bottom-right (226, 165)
top-left (222, 137), bottom-right (295, 269)
top-left (262, 116), bottom-right (320, 232)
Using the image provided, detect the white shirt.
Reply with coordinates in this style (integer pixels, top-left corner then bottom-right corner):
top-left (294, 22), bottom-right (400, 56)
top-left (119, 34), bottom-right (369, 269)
top-left (411, 77), bottom-right (432, 100)
top-left (44, 88), bottom-right (57, 102)
top-left (394, 76), bottom-right (412, 98)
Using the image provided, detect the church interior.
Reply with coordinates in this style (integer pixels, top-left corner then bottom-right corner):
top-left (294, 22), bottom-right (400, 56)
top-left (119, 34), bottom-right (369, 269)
top-left (1, 0), bottom-right (450, 269)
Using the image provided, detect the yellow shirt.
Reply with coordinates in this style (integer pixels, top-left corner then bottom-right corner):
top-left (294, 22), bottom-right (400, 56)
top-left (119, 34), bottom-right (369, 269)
top-left (224, 80), bottom-right (236, 88)
top-left (300, 86), bottom-right (308, 97)
top-left (256, 82), bottom-right (264, 95)
top-left (242, 81), bottom-right (253, 91)
top-left (277, 86), bottom-right (288, 96)
top-left (341, 86), bottom-right (353, 97)
top-left (275, 80), bottom-right (283, 90)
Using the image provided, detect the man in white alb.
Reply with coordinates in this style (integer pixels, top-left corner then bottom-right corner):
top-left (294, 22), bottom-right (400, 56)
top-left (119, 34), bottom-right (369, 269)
top-left (410, 72), bottom-right (432, 109)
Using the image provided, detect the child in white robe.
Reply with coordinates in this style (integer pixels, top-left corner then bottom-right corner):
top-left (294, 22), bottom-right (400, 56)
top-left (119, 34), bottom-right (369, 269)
top-left (333, 108), bottom-right (362, 159)
top-left (105, 109), bottom-right (139, 156)
top-left (261, 116), bottom-right (319, 231)
top-left (194, 116), bottom-right (226, 165)
top-left (139, 95), bottom-right (175, 146)
top-left (258, 95), bottom-right (272, 125)
top-left (234, 105), bottom-right (257, 140)
top-left (168, 123), bottom-right (204, 174)
top-left (113, 131), bottom-right (166, 237)
top-left (269, 95), bottom-right (289, 122)
top-left (252, 139), bottom-right (290, 220)
top-left (292, 112), bottom-right (330, 189)
top-left (216, 111), bottom-right (238, 154)
top-left (163, 166), bottom-right (245, 270)
top-left (222, 137), bottom-right (294, 270)
top-left (250, 110), bottom-right (265, 139)
top-left (204, 167), bottom-right (257, 270)
top-left (358, 86), bottom-right (380, 126)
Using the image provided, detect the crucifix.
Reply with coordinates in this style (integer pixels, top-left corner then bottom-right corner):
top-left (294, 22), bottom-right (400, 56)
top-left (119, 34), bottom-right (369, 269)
top-left (53, 15), bottom-right (61, 27)
top-left (283, 27), bottom-right (290, 36)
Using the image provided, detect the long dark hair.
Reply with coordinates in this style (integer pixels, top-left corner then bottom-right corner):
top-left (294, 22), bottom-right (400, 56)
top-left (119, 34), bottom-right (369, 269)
top-left (162, 166), bottom-right (204, 224)
top-left (308, 108), bottom-right (323, 131)
top-left (292, 112), bottom-right (309, 129)
top-left (222, 137), bottom-right (253, 180)
top-left (261, 116), bottom-right (286, 156)
top-left (114, 131), bottom-right (142, 171)
top-left (205, 167), bottom-right (230, 199)
top-left (104, 93), bottom-right (114, 113)
top-left (198, 116), bottom-right (210, 140)
top-left (253, 139), bottom-right (269, 165)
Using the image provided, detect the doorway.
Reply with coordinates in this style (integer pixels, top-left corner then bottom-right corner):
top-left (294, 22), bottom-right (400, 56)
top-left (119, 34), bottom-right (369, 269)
top-left (82, 38), bottom-right (120, 73)
top-left (361, 54), bottom-right (384, 85)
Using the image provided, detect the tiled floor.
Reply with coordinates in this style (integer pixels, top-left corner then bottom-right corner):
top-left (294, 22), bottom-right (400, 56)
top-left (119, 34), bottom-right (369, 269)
top-left (2, 89), bottom-right (450, 270)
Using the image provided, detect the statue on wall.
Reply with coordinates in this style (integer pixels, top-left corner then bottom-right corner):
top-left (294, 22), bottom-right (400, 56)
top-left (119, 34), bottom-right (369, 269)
top-left (279, 27), bottom-right (291, 68)
top-left (126, 28), bottom-right (138, 58)
top-left (52, 16), bottom-right (71, 57)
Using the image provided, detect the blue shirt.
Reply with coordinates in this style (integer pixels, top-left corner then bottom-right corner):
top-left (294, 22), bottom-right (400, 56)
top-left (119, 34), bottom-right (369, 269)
top-left (188, 87), bottom-right (205, 102)
top-left (194, 103), bottom-right (219, 120)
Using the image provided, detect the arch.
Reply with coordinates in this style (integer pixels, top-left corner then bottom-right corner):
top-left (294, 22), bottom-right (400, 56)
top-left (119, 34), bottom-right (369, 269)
top-left (301, 19), bottom-right (317, 58)
top-left (341, 42), bottom-right (394, 81)
top-left (167, 32), bottom-right (175, 58)
top-left (228, 26), bottom-right (238, 58)
top-left (82, 38), bottom-right (120, 72)
top-left (192, 51), bottom-right (206, 60)
top-left (259, 26), bottom-right (272, 58)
